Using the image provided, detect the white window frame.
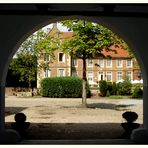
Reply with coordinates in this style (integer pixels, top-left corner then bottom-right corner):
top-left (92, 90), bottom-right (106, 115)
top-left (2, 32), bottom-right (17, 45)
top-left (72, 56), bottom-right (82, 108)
top-left (117, 71), bottom-right (123, 81)
top-left (87, 59), bottom-right (93, 67)
top-left (117, 59), bottom-right (123, 68)
top-left (98, 58), bottom-right (104, 68)
top-left (98, 71), bottom-right (104, 81)
top-left (58, 52), bottom-right (65, 63)
top-left (72, 58), bottom-right (78, 67)
top-left (106, 59), bottom-right (112, 68)
top-left (126, 59), bottom-right (132, 68)
top-left (126, 71), bottom-right (132, 81)
top-left (58, 68), bottom-right (65, 77)
top-left (87, 71), bottom-right (93, 81)
top-left (44, 69), bottom-right (51, 78)
top-left (106, 71), bottom-right (112, 82)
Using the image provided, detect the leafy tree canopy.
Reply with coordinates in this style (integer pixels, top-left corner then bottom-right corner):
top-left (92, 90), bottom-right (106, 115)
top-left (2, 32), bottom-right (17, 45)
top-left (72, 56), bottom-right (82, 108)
top-left (9, 28), bottom-right (59, 88)
top-left (59, 19), bottom-right (132, 107)
top-left (60, 20), bottom-right (130, 59)
top-left (10, 52), bottom-right (37, 87)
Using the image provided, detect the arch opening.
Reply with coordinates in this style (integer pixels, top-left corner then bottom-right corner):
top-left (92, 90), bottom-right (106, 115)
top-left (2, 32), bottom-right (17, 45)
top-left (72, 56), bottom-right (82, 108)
top-left (4, 17), bottom-right (143, 141)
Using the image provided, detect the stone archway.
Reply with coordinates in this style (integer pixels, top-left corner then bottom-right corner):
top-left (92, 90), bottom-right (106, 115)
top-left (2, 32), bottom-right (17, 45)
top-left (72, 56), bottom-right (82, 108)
top-left (0, 4), bottom-right (148, 144)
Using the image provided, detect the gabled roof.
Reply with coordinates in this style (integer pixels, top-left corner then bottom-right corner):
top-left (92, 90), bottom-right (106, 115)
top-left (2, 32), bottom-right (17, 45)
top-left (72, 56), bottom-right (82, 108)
top-left (49, 23), bottom-right (130, 58)
top-left (48, 23), bottom-right (73, 39)
top-left (101, 46), bottom-right (130, 58)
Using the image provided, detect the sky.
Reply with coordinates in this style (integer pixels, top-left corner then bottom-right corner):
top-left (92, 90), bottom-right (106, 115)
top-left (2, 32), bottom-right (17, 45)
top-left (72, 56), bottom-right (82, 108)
top-left (42, 23), bottom-right (69, 32)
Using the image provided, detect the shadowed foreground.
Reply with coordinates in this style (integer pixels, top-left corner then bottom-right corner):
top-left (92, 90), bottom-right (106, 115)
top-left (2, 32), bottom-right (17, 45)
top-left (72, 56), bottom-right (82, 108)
top-left (5, 122), bottom-right (126, 140)
top-left (5, 97), bottom-right (142, 142)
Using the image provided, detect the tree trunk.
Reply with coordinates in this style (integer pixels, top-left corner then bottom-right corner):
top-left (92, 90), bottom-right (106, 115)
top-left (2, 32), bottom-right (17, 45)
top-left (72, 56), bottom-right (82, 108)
top-left (82, 57), bottom-right (87, 108)
top-left (29, 81), bottom-right (34, 97)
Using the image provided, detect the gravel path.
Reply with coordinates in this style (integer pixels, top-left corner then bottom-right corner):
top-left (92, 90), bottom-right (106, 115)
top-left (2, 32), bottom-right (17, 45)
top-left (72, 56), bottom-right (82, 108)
top-left (5, 96), bottom-right (143, 123)
top-left (5, 96), bottom-right (143, 139)
top-left (118, 99), bottom-right (143, 105)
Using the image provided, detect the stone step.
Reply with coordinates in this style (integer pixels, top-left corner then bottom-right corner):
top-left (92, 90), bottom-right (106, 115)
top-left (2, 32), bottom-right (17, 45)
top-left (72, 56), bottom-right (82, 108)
top-left (19, 139), bottom-right (134, 144)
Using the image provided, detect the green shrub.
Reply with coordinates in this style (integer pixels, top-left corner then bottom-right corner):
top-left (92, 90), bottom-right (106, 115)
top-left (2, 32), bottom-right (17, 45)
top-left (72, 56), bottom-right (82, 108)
top-left (132, 86), bottom-right (143, 98)
top-left (106, 90), bottom-right (110, 97)
top-left (99, 81), bottom-right (118, 97)
top-left (106, 82), bottom-right (112, 95)
top-left (132, 84), bottom-right (143, 93)
top-left (40, 76), bottom-right (90, 98)
top-left (99, 80), bottom-right (108, 97)
top-left (116, 80), bottom-right (132, 95)
top-left (111, 82), bottom-right (117, 95)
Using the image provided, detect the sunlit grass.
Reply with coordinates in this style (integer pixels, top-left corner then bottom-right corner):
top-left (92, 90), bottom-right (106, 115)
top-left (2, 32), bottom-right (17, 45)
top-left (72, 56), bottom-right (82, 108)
top-left (108, 95), bottom-right (131, 99)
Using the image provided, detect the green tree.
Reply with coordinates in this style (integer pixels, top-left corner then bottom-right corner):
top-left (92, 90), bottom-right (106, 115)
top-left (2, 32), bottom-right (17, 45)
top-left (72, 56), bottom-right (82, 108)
top-left (10, 52), bottom-right (37, 94)
top-left (9, 29), bottom-right (58, 96)
top-left (60, 20), bottom-right (126, 107)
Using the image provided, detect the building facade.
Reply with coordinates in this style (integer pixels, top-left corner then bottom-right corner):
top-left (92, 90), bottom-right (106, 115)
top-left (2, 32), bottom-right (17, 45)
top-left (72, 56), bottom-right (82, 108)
top-left (37, 24), bottom-right (141, 88)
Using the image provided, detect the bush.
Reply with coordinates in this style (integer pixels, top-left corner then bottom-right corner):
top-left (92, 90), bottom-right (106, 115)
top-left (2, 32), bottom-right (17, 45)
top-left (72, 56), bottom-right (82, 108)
top-left (106, 82), bottom-right (112, 94)
top-left (132, 86), bottom-right (143, 98)
top-left (131, 84), bottom-right (143, 93)
top-left (99, 80), bottom-right (108, 97)
top-left (111, 82), bottom-right (118, 95)
top-left (106, 90), bottom-right (110, 97)
top-left (99, 81), bottom-right (118, 97)
top-left (116, 80), bottom-right (132, 95)
top-left (40, 76), bottom-right (90, 98)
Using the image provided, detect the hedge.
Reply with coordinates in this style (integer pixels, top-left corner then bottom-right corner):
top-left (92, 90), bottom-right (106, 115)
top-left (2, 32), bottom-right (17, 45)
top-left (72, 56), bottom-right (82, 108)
top-left (99, 80), bottom-right (108, 97)
top-left (40, 76), bottom-right (90, 98)
top-left (117, 80), bottom-right (132, 95)
top-left (99, 80), bottom-right (132, 97)
top-left (131, 85), bottom-right (143, 98)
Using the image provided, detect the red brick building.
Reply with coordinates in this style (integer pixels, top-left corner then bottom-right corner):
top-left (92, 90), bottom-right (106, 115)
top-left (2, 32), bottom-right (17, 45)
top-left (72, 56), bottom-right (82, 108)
top-left (37, 24), bottom-right (141, 88)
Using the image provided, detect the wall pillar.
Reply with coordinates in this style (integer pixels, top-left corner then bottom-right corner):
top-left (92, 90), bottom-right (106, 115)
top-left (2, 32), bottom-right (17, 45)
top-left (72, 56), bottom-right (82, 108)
top-left (0, 84), bottom-right (5, 132)
top-left (0, 84), bottom-right (20, 143)
top-left (0, 8), bottom-right (148, 143)
top-left (131, 84), bottom-right (148, 144)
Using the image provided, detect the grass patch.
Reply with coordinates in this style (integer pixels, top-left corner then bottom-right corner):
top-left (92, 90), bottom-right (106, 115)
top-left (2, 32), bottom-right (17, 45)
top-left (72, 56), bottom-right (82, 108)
top-left (109, 95), bottom-right (123, 99)
top-left (109, 95), bottom-right (131, 99)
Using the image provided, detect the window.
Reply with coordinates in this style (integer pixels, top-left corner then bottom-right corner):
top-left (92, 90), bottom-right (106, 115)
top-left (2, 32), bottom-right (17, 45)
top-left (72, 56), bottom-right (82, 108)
top-left (44, 53), bottom-right (50, 62)
top-left (87, 71), bottom-right (93, 81)
top-left (126, 71), bottom-right (132, 80)
top-left (106, 59), bottom-right (112, 67)
top-left (117, 71), bottom-right (123, 81)
top-left (106, 72), bottom-right (112, 81)
top-left (87, 59), bottom-right (93, 67)
top-left (58, 52), bottom-right (65, 62)
top-left (44, 69), bottom-right (51, 78)
top-left (58, 69), bottom-right (65, 77)
top-left (98, 71), bottom-right (104, 81)
top-left (98, 58), bottom-right (104, 67)
top-left (72, 58), bottom-right (77, 67)
top-left (127, 59), bottom-right (132, 67)
top-left (117, 59), bottom-right (123, 67)
top-left (72, 70), bottom-right (78, 77)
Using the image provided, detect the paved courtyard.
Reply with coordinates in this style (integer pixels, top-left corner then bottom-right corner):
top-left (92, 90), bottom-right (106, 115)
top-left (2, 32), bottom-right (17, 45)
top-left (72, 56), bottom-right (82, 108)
top-left (5, 96), bottom-right (143, 139)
